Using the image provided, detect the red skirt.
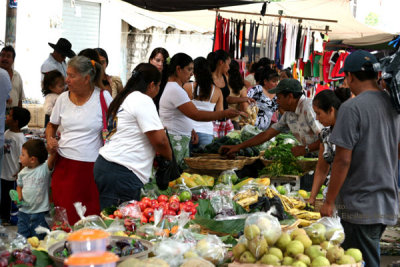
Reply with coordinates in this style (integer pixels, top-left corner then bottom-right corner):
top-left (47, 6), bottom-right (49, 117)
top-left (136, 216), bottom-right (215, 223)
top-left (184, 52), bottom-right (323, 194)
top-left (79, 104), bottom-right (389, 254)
top-left (51, 156), bottom-right (100, 225)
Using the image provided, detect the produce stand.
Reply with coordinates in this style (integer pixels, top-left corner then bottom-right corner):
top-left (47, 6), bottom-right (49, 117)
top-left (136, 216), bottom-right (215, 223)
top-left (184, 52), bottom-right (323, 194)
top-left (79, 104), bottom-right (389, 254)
top-left (228, 263), bottom-right (364, 267)
top-left (266, 174), bottom-right (301, 192)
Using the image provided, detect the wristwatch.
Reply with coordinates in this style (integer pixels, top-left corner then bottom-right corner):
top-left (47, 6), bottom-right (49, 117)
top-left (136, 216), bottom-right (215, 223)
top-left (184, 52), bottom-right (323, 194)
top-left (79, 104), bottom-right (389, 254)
top-left (304, 145), bottom-right (310, 154)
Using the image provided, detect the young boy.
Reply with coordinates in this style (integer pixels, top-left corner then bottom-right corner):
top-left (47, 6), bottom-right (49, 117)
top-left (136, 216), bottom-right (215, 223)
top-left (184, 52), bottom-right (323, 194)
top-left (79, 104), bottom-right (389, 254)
top-left (0, 107), bottom-right (30, 225)
top-left (16, 139), bottom-right (57, 238)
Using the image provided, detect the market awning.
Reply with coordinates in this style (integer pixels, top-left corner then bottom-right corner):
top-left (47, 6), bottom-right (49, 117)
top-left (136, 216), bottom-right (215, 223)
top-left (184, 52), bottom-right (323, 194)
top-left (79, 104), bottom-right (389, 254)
top-left (118, 0), bottom-right (210, 33)
top-left (120, 0), bottom-right (256, 12)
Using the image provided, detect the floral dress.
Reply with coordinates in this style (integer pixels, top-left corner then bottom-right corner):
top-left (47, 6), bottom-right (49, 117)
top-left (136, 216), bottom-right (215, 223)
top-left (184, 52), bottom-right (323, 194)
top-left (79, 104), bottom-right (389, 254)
top-left (247, 85), bottom-right (278, 130)
top-left (319, 126), bottom-right (335, 197)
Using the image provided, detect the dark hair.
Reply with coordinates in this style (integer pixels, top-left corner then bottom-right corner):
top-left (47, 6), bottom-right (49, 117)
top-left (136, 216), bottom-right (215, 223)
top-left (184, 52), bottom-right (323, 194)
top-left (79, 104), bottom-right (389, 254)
top-left (149, 47), bottom-right (169, 62)
top-left (334, 87), bottom-right (352, 102)
top-left (345, 62), bottom-right (378, 81)
top-left (228, 59), bottom-right (244, 95)
top-left (193, 57), bottom-right (213, 100)
top-left (207, 50), bottom-right (230, 72)
top-left (68, 56), bottom-right (102, 88)
top-left (42, 70), bottom-right (64, 96)
top-left (280, 91), bottom-right (304, 99)
top-left (10, 107), bottom-right (31, 129)
top-left (78, 48), bottom-right (101, 63)
top-left (95, 48), bottom-right (109, 66)
top-left (255, 67), bottom-right (279, 86)
top-left (313, 89), bottom-right (349, 113)
top-left (1, 45), bottom-right (16, 60)
top-left (22, 139), bottom-right (48, 165)
top-left (257, 57), bottom-right (273, 70)
top-left (168, 53), bottom-right (193, 77)
top-left (107, 63), bottom-right (161, 120)
top-left (281, 68), bottom-right (293, 79)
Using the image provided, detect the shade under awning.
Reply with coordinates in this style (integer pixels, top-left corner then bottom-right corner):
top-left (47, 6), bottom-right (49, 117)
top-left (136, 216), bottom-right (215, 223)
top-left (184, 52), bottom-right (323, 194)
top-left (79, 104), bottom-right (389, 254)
top-left (121, 0), bottom-right (257, 12)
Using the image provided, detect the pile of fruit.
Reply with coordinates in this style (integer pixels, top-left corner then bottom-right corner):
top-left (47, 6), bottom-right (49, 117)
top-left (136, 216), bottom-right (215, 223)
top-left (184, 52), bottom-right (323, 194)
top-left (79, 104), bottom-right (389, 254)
top-left (0, 248), bottom-right (36, 266)
top-left (171, 172), bottom-right (215, 188)
top-left (233, 221), bottom-right (363, 266)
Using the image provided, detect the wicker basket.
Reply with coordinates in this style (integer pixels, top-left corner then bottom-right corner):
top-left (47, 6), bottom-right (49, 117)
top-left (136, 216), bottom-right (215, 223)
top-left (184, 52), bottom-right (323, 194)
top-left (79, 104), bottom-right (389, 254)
top-left (184, 156), bottom-right (247, 170)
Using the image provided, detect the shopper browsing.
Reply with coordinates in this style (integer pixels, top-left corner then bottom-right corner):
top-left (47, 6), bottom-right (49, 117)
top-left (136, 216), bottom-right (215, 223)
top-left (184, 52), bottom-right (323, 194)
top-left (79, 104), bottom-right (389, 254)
top-left (16, 139), bottom-right (57, 238)
top-left (42, 70), bottom-right (65, 127)
top-left (320, 50), bottom-right (400, 267)
top-left (0, 107), bottom-right (30, 224)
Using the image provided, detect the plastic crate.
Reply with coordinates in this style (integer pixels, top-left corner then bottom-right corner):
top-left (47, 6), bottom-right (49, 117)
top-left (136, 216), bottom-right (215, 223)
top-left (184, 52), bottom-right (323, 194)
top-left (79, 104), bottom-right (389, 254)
top-left (269, 175), bottom-right (301, 192)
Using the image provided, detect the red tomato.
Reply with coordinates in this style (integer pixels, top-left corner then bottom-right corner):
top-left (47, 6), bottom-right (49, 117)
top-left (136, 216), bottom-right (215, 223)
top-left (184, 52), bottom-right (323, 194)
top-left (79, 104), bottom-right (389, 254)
top-left (141, 198), bottom-right (152, 208)
top-left (184, 201), bottom-right (194, 207)
top-left (138, 201), bottom-right (147, 211)
top-left (140, 215), bottom-right (148, 224)
top-left (149, 216), bottom-right (155, 223)
top-left (151, 199), bottom-right (159, 209)
top-left (141, 197), bottom-right (151, 202)
top-left (190, 207), bottom-right (197, 215)
top-left (179, 203), bottom-right (185, 211)
top-left (143, 208), bottom-right (154, 219)
top-left (169, 195), bottom-right (180, 203)
top-left (166, 210), bottom-right (176, 216)
top-left (158, 195), bottom-right (169, 203)
top-left (190, 214), bottom-right (195, 220)
top-left (113, 210), bottom-right (123, 219)
top-left (184, 205), bottom-right (192, 213)
top-left (108, 215), bottom-right (115, 219)
top-left (169, 201), bottom-right (180, 211)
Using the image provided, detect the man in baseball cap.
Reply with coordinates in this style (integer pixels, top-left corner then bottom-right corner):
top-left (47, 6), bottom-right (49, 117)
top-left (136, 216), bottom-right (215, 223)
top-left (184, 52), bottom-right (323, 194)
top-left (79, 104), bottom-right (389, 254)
top-left (40, 38), bottom-right (75, 79)
top-left (221, 78), bottom-right (322, 160)
top-left (320, 50), bottom-right (400, 267)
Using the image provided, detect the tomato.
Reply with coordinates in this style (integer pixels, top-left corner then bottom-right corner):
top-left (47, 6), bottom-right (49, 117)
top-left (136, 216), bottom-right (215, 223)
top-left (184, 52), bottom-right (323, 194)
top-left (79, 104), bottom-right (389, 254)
top-left (113, 210), bottom-right (123, 219)
top-left (184, 201), bottom-right (194, 207)
top-left (166, 209), bottom-right (176, 216)
top-left (190, 207), bottom-right (197, 215)
top-left (184, 205), bottom-right (192, 213)
top-left (179, 203), bottom-right (185, 211)
top-left (143, 208), bottom-right (154, 219)
top-left (149, 216), bottom-right (155, 223)
top-left (151, 199), bottom-right (159, 209)
top-left (169, 195), bottom-right (180, 203)
top-left (140, 215), bottom-right (148, 224)
top-left (169, 201), bottom-right (180, 211)
top-left (138, 201), bottom-right (147, 211)
top-left (108, 215), bottom-right (115, 219)
top-left (158, 195), bottom-right (169, 203)
top-left (141, 198), bottom-right (152, 208)
top-left (190, 214), bottom-right (196, 220)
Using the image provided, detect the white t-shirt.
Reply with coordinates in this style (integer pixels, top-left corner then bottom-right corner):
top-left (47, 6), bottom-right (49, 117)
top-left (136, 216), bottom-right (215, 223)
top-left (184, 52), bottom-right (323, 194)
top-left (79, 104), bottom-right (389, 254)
top-left (1, 130), bottom-right (26, 181)
top-left (159, 82), bottom-right (192, 136)
top-left (50, 88), bottom-right (112, 162)
top-left (43, 93), bottom-right (59, 116)
top-left (8, 70), bottom-right (25, 108)
top-left (100, 91), bottom-right (164, 184)
top-left (17, 161), bottom-right (53, 214)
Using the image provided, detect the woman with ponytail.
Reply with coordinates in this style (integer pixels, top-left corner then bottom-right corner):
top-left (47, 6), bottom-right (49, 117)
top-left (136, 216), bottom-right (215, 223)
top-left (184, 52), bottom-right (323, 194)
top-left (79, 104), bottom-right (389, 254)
top-left (46, 56), bottom-right (113, 223)
top-left (94, 63), bottom-right (172, 209)
top-left (308, 89), bottom-right (351, 206)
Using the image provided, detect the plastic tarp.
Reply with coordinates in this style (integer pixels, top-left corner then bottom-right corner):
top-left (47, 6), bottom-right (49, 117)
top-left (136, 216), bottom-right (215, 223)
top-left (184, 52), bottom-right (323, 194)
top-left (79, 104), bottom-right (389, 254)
top-left (120, 0), bottom-right (256, 12)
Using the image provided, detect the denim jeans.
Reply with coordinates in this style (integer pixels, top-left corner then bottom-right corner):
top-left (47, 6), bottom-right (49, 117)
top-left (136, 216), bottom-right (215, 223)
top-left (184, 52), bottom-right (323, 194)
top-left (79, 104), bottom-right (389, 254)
top-left (94, 155), bottom-right (144, 210)
top-left (341, 220), bottom-right (386, 267)
top-left (197, 133), bottom-right (214, 148)
top-left (17, 211), bottom-right (49, 239)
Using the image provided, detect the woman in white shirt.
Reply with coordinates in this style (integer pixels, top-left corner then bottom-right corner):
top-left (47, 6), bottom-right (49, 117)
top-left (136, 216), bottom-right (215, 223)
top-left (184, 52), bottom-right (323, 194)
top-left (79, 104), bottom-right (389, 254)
top-left (183, 57), bottom-right (223, 148)
top-left (46, 56), bottom-right (113, 224)
top-left (159, 53), bottom-right (241, 169)
top-left (94, 64), bottom-right (172, 209)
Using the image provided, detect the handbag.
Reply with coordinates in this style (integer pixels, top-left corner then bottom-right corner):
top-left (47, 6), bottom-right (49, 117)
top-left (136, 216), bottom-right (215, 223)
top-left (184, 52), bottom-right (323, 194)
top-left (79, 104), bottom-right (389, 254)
top-left (99, 90), bottom-right (109, 144)
top-left (154, 130), bottom-right (181, 190)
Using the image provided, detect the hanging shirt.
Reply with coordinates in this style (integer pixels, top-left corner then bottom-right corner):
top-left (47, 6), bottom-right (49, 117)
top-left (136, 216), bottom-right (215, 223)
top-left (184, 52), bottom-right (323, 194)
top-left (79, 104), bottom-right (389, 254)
top-left (314, 31), bottom-right (324, 53)
top-left (260, 23), bottom-right (265, 58)
top-left (295, 25), bottom-right (303, 60)
top-left (303, 27), bottom-right (311, 62)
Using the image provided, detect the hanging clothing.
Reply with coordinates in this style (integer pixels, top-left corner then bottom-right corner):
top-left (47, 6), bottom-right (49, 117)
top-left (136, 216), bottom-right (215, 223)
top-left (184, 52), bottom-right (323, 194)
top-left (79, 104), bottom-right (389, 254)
top-left (248, 20), bottom-right (255, 62)
top-left (236, 20), bottom-right (241, 59)
top-left (295, 24), bottom-right (303, 60)
top-left (213, 16), bottom-right (223, 51)
top-left (313, 54), bottom-right (322, 78)
top-left (331, 52), bottom-right (349, 79)
top-left (314, 31), bottom-right (324, 53)
top-left (241, 19), bottom-right (246, 59)
top-left (323, 51), bottom-right (333, 83)
top-left (275, 22), bottom-right (282, 69)
top-left (281, 24), bottom-right (287, 67)
top-left (222, 19), bottom-right (230, 52)
top-left (260, 23), bottom-right (265, 58)
top-left (253, 23), bottom-right (259, 62)
top-left (303, 27), bottom-right (311, 62)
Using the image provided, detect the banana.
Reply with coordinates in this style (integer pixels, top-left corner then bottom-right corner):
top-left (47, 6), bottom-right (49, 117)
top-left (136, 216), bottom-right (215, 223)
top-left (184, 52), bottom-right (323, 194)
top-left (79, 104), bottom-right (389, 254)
top-left (237, 194), bottom-right (259, 207)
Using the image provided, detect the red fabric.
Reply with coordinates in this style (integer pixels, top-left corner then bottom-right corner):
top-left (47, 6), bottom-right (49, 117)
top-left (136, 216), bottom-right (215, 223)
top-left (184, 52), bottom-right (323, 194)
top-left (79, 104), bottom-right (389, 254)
top-left (51, 156), bottom-right (100, 224)
top-left (323, 51), bottom-right (333, 83)
top-left (213, 17), bottom-right (223, 51)
top-left (316, 84), bottom-right (330, 95)
top-left (213, 120), bottom-right (234, 138)
top-left (299, 59), bottom-right (305, 76)
top-left (223, 19), bottom-right (230, 52)
top-left (331, 52), bottom-right (349, 78)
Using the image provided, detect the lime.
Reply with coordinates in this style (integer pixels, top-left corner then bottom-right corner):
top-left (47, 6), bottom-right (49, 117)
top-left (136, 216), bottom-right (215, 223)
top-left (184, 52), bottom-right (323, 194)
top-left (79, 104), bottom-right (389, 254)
top-left (298, 189), bottom-right (308, 199)
top-left (179, 191), bottom-right (191, 202)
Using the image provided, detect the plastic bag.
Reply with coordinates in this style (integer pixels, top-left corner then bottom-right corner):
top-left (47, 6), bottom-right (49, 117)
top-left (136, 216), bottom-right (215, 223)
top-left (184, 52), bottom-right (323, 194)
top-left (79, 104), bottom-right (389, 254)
top-left (47, 206), bottom-right (72, 232)
top-left (172, 212), bottom-right (196, 245)
top-left (240, 125), bottom-right (262, 142)
top-left (194, 235), bottom-right (225, 265)
top-left (305, 217), bottom-right (345, 246)
top-left (233, 186), bottom-right (259, 211)
top-left (217, 169), bottom-right (238, 185)
top-left (154, 239), bottom-right (192, 267)
top-left (118, 200), bottom-right (142, 219)
top-left (173, 184), bottom-right (192, 201)
top-left (136, 208), bottom-right (166, 240)
top-left (0, 226), bottom-right (28, 252)
top-left (34, 226), bottom-right (68, 250)
top-left (244, 211), bottom-right (282, 251)
top-left (180, 257), bottom-right (215, 267)
top-left (73, 202), bottom-right (107, 230)
top-left (209, 185), bottom-right (236, 219)
top-left (104, 219), bottom-right (127, 235)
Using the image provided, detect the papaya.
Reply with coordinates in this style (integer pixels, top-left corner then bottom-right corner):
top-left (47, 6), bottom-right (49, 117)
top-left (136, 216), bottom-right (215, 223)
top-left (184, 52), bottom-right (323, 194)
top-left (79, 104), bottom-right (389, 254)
top-left (254, 178), bottom-right (270, 186)
top-left (183, 177), bottom-right (197, 188)
top-left (203, 175), bottom-right (215, 187)
top-left (232, 178), bottom-right (254, 190)
top-left (191, 174), bottom-right (207, 186)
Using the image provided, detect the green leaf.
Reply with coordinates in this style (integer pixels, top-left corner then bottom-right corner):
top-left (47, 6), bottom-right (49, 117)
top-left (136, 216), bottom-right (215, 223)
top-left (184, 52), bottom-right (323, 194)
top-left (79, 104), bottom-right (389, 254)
top-left (32, 250), bottom-right (54, 267)
top-left (233, 201), bottom-right (248, 215)
top-left (220, 235), bottom-right (238, 246)
top-left (196, 199), bottom-right (216, 219)
top-left (193, 216), bottom-right (245, 235)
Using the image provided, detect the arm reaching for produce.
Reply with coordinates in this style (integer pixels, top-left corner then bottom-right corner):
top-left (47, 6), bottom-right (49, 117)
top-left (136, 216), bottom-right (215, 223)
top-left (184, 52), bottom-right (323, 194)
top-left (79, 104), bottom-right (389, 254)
top-left (291, 140), bottom-right (321, 157)
top-left (226, 95), bottom-right (255, 105)
top-left (308, 144), bottom-right (330, 206)
top-left (178, 101), bottom-right (244, 121)
top-left (220, 127), bottom-right (280, 155)
top-left (320, 146), bottom-right (352, 217)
